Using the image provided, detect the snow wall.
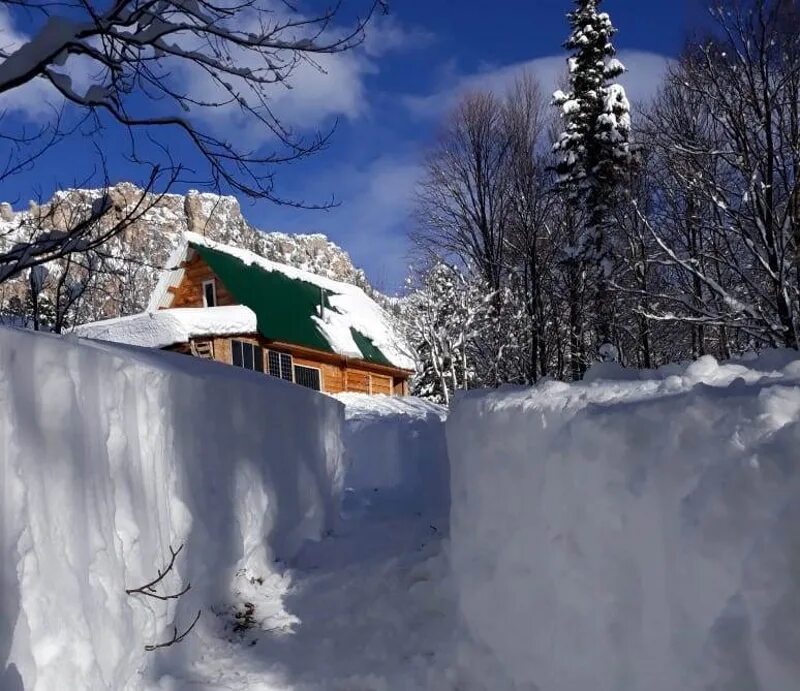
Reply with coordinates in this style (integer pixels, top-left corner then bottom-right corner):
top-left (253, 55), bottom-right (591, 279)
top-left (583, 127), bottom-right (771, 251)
top-left (0, 327), bottom-right (344, 691)
top-left (335, 393), bottom-right (448, 517)
top-left (447, 353), bottom-right (800, 691)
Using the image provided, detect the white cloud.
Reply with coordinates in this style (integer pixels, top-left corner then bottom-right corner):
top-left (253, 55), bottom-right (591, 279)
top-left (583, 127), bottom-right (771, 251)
top-left (260, 155), bottom-right (421, 292)
top-left (362, 15), bottom-right (435, 58)
top-left (331, 157), bottom-right (420, 292)
top-left (181, 13), bottom-right (427, 142)
top-left (404, 50), bottom-right (673, 119)
top-left (305, 155), bottom-right (421, 291)
top-left (0, 5), bottom-right (423, 138)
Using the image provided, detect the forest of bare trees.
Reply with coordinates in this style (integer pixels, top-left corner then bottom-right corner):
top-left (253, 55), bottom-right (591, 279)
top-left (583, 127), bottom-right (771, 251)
top-left (405, 0), bottom-right (800, 402)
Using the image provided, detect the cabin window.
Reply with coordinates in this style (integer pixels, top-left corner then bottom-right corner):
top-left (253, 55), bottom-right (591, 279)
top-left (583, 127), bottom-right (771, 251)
top-left (267, 350), bottom-right (293, 381)
top-left (294, 365), bottom-right (322, 391)
top-left (202, 279), bottom-right (217, 307)
top-left (231, 339), bottom-right (263, 372)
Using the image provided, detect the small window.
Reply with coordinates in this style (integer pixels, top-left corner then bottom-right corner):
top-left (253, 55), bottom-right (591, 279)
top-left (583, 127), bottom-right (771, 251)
top-left (294, 365), bottom-right (321, 391)
top-left (231, 339), bottom-right (263, 372)
top-left (232, 339), bottom-right (243, 367)
top-left (267, 349), bottom-right (293, 381)
top-left (202, 279), bottom-right (217, 307)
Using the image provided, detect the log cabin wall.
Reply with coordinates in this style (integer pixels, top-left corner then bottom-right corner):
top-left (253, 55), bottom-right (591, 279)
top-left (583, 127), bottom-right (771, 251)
top-left (205, 334), bottom-right (407, 396)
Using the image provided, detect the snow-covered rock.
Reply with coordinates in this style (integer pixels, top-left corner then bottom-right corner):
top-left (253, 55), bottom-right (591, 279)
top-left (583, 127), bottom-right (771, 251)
top-left (0, 183), bottom-right (374, 329)
top-left (335, 394), bottom-right (449, 517)
top-left (447, 351), bottom-right (800, 691)
top-left (0, 326), bottom-right (344, 690)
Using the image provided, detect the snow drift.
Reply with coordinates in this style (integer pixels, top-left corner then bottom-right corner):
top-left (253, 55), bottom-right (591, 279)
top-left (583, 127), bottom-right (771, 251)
top-left (0, 327), bottom-right (344, 691)
top-left (448, 353), bottom-right (800, 691)
top-left (335, 394), bottom-right (448, 517)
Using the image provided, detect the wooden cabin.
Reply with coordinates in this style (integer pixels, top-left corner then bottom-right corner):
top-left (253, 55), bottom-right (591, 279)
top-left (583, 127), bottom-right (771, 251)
top-left (75, 232), bottom-right (415, 395)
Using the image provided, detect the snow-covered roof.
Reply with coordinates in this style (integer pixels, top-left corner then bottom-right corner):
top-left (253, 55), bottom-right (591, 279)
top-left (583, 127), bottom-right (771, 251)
top-left (73, 306), bottom-right (257, 349)
top-left (88, 232), bottom-right (415, 370)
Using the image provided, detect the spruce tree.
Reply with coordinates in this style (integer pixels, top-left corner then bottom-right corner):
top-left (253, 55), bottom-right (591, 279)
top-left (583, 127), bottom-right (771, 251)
top-left (553, 0), bottom-right (631, 359)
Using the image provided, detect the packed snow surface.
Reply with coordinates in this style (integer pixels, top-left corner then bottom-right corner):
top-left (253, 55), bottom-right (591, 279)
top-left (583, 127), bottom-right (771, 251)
top-left (0, 327), bottom-right (343, 690)
top-left (72, 305), bottom-right (257, 348)
top-left (447, 351), bottom-right (800, 691)
top-left (334, 394), bottom-right (449, 517)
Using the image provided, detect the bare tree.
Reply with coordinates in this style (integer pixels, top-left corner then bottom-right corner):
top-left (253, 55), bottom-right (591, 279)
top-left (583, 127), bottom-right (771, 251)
top-left (502, 75), bottom-right (559, 381)
top-left (410, 77), bottom-right (604, 386)
top-left (0, 0), bottom-right (384, 285)
top-left (640, 0), bottom-right (800, 350)
top-left (414, 91), bottom-right (513, 291)
top-left (125, 543), bottom-right (201, 652)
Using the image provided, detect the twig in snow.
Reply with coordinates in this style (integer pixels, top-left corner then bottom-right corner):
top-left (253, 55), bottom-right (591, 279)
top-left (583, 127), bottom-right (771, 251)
top-left (125, 544), bottom-right (191, 601)
top-left (144, 611), bottom-right (202, 652)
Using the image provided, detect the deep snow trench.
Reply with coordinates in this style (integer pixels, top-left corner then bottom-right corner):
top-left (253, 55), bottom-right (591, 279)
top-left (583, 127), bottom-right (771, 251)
top-left (0, 328), bottom-right (466, 691)
top-left (6, 328), bottom-right (800, 691)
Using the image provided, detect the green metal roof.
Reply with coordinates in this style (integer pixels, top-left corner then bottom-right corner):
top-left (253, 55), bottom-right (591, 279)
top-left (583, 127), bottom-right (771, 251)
top-left (349, 327), bottom-right (393, 367)
top-left (192, 243), bottom-right (396, 367)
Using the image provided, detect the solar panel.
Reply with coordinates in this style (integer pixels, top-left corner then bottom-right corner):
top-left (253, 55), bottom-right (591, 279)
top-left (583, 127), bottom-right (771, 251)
top-left (294, 365), bottom-right (321, 391)
top-left (268, 350), bottom-right (281, 378)
top-left (279, 353), bottom-right (293, 381)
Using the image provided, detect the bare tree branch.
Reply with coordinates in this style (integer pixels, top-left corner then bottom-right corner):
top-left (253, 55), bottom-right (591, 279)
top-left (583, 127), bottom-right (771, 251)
top-left (125, 543), bottom-right (191, 601)
top-left (143, 610), bottom-right (201, 652)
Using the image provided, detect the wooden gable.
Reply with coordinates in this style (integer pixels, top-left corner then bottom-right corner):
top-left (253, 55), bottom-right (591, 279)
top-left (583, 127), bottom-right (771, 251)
top-left (168, 253), bottom-right (237, 308)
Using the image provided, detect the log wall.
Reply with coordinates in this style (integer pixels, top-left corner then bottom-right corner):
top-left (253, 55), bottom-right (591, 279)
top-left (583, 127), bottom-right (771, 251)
top-left (206, 335), bottom-right (404, 396)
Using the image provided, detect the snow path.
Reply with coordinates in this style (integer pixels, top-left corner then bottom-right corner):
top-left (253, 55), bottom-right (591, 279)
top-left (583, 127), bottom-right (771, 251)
top-left (156, 509), bottom-right (459, 691)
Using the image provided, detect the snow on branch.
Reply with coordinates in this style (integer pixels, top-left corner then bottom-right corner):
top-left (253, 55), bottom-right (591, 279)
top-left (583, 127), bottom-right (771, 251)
top-left (0, 0), bottom-right (385, 203)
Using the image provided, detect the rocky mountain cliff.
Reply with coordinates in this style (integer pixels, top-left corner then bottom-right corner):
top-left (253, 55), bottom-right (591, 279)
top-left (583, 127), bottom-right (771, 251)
top-left (0, 183), bottom-right (374, 329)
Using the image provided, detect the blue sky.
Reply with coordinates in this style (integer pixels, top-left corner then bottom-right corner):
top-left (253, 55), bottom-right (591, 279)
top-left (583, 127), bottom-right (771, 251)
top-left (1, 1), bottom-right (694, 292)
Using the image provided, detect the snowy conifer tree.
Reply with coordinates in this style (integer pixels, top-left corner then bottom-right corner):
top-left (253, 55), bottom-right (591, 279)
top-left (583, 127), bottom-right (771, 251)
top-left (553, 0), bottom-right (631, 358)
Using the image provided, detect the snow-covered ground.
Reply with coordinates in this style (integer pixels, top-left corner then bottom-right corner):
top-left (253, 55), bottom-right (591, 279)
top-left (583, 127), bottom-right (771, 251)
top-left (155, 514), bottom-right (457, 690)
top-left (157, 392), bottom-right (459, 690)
top-left (448, 352), bottom-right (800, 691)
top-left (5, 325), bottom-right (800, 691)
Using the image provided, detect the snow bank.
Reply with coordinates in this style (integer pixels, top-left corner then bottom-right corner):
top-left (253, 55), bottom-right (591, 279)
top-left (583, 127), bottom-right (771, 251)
top-left (0, 327), bottom-right (343, 690)
top-left (447, 352), bottom-right (800, 691)
top-left (335, 394), bottom-right (449, 517)
top-left (71, 305), bottom-right (258, 349)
